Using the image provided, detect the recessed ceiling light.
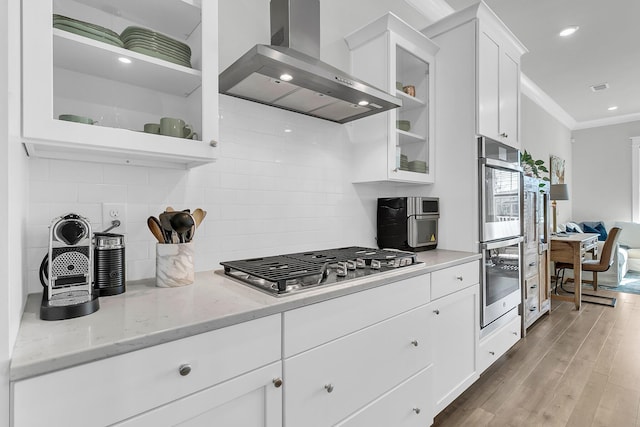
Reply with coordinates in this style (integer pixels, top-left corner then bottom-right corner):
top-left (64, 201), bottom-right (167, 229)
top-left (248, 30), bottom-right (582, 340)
top-left (118, 57), bottom-right (132, 64)
top-left (284, 128), bottom-right (292, 133)
top-left (279, 73), bottom-right (293, 81)
top-left (559, 26), bottom-right (579, 37)
top-left (608, 106), bottom-right (618, 111)
top-left (358, 100), bottom-right (369, 106)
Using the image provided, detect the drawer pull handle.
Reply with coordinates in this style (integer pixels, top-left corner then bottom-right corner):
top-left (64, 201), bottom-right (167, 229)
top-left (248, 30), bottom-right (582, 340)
top-left (529, 262), bottom-right (536, 267)
top-left (273, 378), bottom-right (283, 388)
top-left (433, 309), bottom-right (440, 315)
top-left (489, 351), bottom-right (495, 356)
top-left (178, 364), bottom-right (192, 376)
top-left (324, 384), bottom-right (334, 393)
top-left (456, 275), bottom-right (463, 281)
top-left (413, 407), bottom-right (421, 414)
top-left (411, 340), bottom-right (419, 347)
top-left (531, 285), bottom-right (538, 289)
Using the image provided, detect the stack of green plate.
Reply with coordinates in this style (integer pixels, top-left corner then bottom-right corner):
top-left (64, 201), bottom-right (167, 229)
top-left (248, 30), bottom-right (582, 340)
top-left (408, 160), bottom-right (427, 173)
top-left (121, 26), bottom-right (191, 68)
top-left (53, 14), bottom-right (123, 48)
top-left (399, 154), bottom-right (409, 171)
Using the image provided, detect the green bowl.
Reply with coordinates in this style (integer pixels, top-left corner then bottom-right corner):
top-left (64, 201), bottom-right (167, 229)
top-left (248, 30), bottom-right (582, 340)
top-left (59, 114), bottom-right (95, 125)
top-left (396, 120), bottom-right (411, 132)
top-left (396, 81), bottom-right (403, 90)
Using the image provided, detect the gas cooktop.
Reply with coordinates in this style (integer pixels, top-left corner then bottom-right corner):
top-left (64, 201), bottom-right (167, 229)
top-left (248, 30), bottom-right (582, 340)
top-left (220, 246), bottom-right (419, 296)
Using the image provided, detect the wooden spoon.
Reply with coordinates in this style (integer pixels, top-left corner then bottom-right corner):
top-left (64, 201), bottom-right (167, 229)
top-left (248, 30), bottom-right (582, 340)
top-left (147, 216), bottom-right (165, 243)
top-left (193, 208), bottom-right (207, 228)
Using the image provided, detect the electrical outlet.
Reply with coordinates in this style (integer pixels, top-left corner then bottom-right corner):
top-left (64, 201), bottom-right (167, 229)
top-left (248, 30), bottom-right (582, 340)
top-left (102, 203), bottom-right (127, 234)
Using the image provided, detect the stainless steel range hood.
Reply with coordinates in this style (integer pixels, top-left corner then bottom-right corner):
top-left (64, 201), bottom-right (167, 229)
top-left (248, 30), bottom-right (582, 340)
top-left (219, 0), bottom-right (402, 124)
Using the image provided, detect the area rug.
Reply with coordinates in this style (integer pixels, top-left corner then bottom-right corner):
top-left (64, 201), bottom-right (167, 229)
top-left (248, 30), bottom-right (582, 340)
top-left (596, 271), bottom-right (640, 295)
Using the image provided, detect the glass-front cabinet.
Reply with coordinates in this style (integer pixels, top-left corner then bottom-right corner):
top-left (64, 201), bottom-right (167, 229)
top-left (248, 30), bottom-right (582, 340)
top-left (346, 13), bottom-right (438, 184)
top-left (22, 0), bottom-right (218, 168)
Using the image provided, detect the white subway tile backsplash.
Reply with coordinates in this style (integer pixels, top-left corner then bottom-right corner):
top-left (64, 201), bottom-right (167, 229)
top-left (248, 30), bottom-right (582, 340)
top-left (26, 97), bottom-right (387, 293)
top-left (78, 183), bottom-right (128, 203)
top-left (103, 164), bottom-right (149, 185)
top-left (49, 160), bottom-right (103, 183)
top-left (29, 181), bottom-right (78, 203)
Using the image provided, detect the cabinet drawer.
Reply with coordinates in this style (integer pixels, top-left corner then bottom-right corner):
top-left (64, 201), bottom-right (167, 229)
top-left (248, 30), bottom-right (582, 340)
top-left (12, 315), bottom-right (281, 427)
top-left (431, 261), bottom-right (479, 300)
top-left (523, 251), bottom-right (539, 278)
top-left (284, 274), bottom-right (429, 357)
top-left (478, 315), bottom-right (521, 373)
top-left (337, 365), bottom-right (433, 427)
top-left (284, 305), bottom-right (432, 427)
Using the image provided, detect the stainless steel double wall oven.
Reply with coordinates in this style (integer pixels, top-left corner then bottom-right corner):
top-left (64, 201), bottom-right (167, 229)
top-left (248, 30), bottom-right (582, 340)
top-left (478, 136), bottom-right (523, 332)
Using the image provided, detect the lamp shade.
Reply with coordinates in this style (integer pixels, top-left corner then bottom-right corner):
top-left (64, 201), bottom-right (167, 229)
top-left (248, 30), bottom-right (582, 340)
top-left (550, 183), bottom-right (569, 201)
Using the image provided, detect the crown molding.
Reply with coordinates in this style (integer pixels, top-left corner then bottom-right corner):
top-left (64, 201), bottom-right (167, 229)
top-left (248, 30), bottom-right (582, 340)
top-left (520, 74), bottom-right (576, 130)
top-left (572, 112), bottom-right (640, 131)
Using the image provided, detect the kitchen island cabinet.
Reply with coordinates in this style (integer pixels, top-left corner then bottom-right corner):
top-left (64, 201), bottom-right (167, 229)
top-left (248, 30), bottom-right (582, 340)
top-left (346, 13), bottom-right (439, 184)
top-left (22, 0), bottom-right (218, 168)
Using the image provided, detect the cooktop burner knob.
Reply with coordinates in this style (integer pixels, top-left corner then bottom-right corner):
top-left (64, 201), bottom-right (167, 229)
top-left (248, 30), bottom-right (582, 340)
top-left (371, 260), bottom-right (381, 270)
top-left (346, 260), bottom-right (357, 270)
top-left (355, 258), bottom-right (366, 269)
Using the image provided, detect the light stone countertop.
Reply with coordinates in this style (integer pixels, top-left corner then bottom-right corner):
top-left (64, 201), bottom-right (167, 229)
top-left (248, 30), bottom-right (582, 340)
top-left (10, 249), bottom-right (480, 381)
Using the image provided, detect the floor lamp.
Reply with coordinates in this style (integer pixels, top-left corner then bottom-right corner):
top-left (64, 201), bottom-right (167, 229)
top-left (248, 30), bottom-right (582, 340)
top-left (550, 184), bottom-right (569, 234)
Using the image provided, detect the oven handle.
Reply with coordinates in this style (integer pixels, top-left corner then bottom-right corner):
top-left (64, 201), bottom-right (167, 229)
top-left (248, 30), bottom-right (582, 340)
top-left (481, 157), bottom-right (523, 173)
top-left (481, 236), bottom-right (524, 250)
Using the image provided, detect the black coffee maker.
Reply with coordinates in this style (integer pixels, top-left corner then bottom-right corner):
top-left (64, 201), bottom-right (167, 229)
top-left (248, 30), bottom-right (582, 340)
top-left (39, 213), bottom-right (100, 320)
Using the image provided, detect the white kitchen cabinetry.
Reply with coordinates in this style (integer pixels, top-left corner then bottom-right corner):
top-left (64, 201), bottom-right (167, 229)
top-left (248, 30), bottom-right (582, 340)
top-left (478, 314), bottom-right (521, 373)
top-left (22, 0), bottom-right (218, 168)
top-left (12, 315), bottom-right (281, 426)
top-left (283, 274), bottom-right (434, 427)
top-left (346, 13), bottom-right (439, 184)
top-left (477, 20), bottom-right (522, 147)
top-left (423, 1), bottom-right (527, 149)
top-left (115, 362), bottom-right (282, 427)
top-left (429, 261), bottom-right (480, 414)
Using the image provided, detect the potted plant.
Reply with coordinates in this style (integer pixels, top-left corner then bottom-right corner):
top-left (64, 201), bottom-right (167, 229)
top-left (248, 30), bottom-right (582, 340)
top-left (520, 150), bottom-right (549, 187)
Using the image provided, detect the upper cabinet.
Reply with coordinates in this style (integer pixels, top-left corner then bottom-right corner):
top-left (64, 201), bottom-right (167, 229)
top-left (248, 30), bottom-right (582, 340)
top-left (346, 13), bottom-right (439, 184)
top-left (424, 1), bottom-right (527, 149)
top-left (22, 0), bottom-right (219, 169)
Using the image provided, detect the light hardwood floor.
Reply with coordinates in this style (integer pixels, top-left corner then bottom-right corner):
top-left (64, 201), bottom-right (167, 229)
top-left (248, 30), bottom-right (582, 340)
top-left (433, 290), bottom-right (640, 427)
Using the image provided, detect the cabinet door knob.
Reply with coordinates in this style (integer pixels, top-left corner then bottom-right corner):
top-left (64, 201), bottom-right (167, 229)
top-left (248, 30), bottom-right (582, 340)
top-left (433, 309), bottom-right (440, 315)
top-left (456, 275), bottom-right (464, 281)
top-left (209, 139), bottom-right (218, 147)
top-left (273, 378), bottom-right (283, 388)
top-left (413, 407), bottom-right (421, 414)
top-left (178, 364), bottom-right (192, 376)
top-left (512, 331), bottom-right (518, 336)
top-left (411, 340), bottom-right (419, 347)
top-left (489, 351), bottom-right (495, 356)
top-left (324, 383), bottom-right (334, 393)
top-left (500, 132), bottom-right (508, 138)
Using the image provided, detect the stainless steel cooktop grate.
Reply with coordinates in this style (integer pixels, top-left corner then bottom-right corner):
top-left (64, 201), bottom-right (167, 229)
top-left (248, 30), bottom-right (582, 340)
top-left (220, 246), bottom-right (418, 295)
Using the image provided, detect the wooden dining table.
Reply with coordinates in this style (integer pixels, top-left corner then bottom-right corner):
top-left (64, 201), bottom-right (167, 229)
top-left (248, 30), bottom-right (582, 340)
top-left (550, 233), bottom-right (600, 310)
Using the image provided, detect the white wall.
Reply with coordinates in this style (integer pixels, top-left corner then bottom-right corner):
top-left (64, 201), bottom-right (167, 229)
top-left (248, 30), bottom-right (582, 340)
top-left (2, 0), bottom-right (28, 424)
top-left (571, 121), bottom-right (640, 223)
top-left (520, 95), bottom-right (573, 224)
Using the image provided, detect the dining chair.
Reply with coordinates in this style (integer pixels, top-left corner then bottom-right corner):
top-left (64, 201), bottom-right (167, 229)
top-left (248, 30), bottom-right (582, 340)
top-left (555, 226), bottom-right (621, 306)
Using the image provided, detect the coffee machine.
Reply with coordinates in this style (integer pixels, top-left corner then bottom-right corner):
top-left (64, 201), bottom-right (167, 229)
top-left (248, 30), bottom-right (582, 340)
top-left (39, 213), bottom-right (100, 320)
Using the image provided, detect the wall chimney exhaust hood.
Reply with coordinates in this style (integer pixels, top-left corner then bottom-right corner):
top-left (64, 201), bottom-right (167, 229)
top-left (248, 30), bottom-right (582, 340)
top-left (219, 0), bottom-right (402, 124)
